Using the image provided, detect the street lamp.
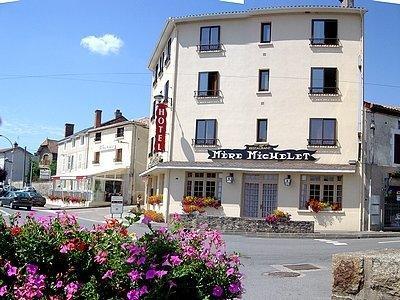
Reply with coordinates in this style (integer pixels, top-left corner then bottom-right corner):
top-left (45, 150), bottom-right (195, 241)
top-left (0, 134), bottom-right (14, 185)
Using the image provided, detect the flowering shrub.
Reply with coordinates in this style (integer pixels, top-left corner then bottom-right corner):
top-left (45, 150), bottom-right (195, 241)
top-left (265, 209), bottom-right (291, 224)
top-left (48, 195), bottom-right (61, 201)
top-left (48, 195), bottom-right (86, 204)
top-left (143, 210), bottom-right (165, 223)
top-left (182, 196), bottom-right (221, 214)
top-left (147, 195), bottom-right (163, 205)
top-left (0, 211), bottom-right (242, 299)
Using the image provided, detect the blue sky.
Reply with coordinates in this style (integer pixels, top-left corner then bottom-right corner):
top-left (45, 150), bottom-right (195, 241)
top-left (0, 0), bottom-right (399, 152)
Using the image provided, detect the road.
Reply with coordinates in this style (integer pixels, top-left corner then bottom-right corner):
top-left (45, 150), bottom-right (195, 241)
top-left (1, 206), bottom-right (400, 300)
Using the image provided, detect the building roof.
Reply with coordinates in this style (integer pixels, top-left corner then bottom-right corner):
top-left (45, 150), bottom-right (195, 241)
top-left (141, 160), bottom-right (356, 176)
top-left (37, 138), bottom-right (58, 154)
top-left (149, 5), bottom-right (367, 68)
top-left (364, 101), bottom-right (400, 117)
top-left (0, 146), bottom-right (33, 156)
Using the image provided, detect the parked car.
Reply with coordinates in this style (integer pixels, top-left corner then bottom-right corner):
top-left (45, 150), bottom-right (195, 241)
top-left (23, 186), bottom-right (36, 193)
top-left (28, 192), bottom-right (46, 207)
top-left (0, 191), bottom-right (32, 210)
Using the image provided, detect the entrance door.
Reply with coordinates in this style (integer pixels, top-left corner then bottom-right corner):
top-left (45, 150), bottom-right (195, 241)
top-left (243, 174), bottom-right (278, 218)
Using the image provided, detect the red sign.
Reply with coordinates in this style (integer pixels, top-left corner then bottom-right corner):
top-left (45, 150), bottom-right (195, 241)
top-left (154, 103), bottom-right (167, 153)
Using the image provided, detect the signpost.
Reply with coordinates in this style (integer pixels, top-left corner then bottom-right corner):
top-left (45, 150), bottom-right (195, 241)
top-left (111, 195), bottom-right (124, 218)
top-left (39, 169), bottom-right (51, 180)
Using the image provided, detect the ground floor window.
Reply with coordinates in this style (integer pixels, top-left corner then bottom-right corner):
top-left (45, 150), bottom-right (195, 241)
top-left (185, 172), bottom-right (221, 199)
top-left (299, 175), bottom-right (343, 209)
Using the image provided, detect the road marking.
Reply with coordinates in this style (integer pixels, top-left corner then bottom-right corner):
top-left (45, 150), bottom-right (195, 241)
top-left (378, 240), bottom-right (400, 244)
top-left (0, 209), bottom-right (11, 216)
top-left (314, 239), bottom-right (348, 246)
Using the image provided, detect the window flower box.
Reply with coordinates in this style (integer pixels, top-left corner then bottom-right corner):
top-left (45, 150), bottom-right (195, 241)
top-left (148, 194), bottom-right (163, 205)
top-left (306, 199), bottom-right (342, 213)
top-left (181, 196), bottom-right (221, 214)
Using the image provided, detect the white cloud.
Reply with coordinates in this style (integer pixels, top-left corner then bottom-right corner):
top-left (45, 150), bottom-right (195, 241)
top-left (80, 34), bottom-right (124, 55)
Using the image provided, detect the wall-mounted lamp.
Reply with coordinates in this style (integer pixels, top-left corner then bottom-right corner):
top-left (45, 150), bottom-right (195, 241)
top-left (154, 92), bottom-right (170, 105)
top-left (226, 173), bottom-right (234, 184)
top-left (283, 175), bottom-right (292, 187)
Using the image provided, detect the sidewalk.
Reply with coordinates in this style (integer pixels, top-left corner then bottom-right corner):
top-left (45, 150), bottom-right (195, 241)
top-left (222, 230), bottom-right (400, 239)
top-left (42, 203), bottom-right (110, 210)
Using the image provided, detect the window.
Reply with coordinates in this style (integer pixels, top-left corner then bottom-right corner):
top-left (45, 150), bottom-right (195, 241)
top-left (151, 100), bottom-right (156, 120)
top-left (309, 118), bottom-right (337, 146)
top-left (93, 152), bottom-right (100, 164)
top-left (153, 65), bottom-right (158, 86)
top-left (116, 127), bottom-right (124, 138)
top-left (199, 26), bottom-right (221, 51)
top-left (165, 38), bottom-right (171, 64)
top-left (195, 119), bottom-right (217, 145)
top-left (311, 20), bottom-right (338, 45)
top-left (94, 132), bottom-right (101, 142)
top-left (80, 136), bottom-right (84, 145)
top-left (149, 137), bottom-right (154, 157)
top-left (299, 175), bottom-right (343, 209)
top-left (72, 139), bottom-right (76, 147)
top-left (159, 54), bottom-right (164, 76)
top-left (185, 172), bottom-right (221, 199)
top-left (164, 81), bottom-right (169, 103)
top-left (257, 119), bottom-right (268, 143)
top-left (310, 68), bottom-right (338, 94)
top-left (196, 72), bottom-right (219, 97)
top-left (394, 134), bottom-right (400, 164)
top-left (115, 149), bottom-right (122, 162)
top-left (261, 23), bottom-right (271, 43)
top-left (258, 70), bottom-right (270, 92)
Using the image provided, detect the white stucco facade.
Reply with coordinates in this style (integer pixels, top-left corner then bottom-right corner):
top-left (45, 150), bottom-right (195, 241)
top-left (143, 6), bottom-right (366, 231)
top-left (53, 111), bottom-right (149, 206)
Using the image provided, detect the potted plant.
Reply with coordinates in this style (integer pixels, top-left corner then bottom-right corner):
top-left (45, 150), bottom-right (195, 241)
top-left (148, 194), bottom-right (163, 206)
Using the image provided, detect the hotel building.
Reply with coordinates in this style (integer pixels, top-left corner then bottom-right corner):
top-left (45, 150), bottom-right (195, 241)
top-left (52, 110), bottom-right (149, 205)
top-left (142, 5), bottom-right (367, 231)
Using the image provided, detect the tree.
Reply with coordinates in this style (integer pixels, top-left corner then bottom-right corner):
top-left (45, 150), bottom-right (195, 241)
top-left (0, 168), bottom-right (7, 183)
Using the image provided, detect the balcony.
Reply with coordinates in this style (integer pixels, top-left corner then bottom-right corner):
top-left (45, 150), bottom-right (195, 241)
top-left (196, 44), bottom-right (223, 52)
top-left (194, 90), bottom-right (222, 98)
top-left (308, 139), bottom-right (337, 147)
top-left (309, 38), bottom-right (340, 46)
top-left (308, 87), bottom-right (339, 95)
top-left (92, 160), bottom-right (100, 165)
top-left (192, 138), bottom-right (219, 147)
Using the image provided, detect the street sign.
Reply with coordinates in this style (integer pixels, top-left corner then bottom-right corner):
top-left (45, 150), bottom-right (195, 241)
top-left (111, 195), bottom-right (124, 216)
top-left (39, 169), bottom-right (51, 180)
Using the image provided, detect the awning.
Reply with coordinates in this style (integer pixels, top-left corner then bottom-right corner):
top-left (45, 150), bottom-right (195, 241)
top-left (140, 161), bottom-right (357, 176)
top-left (53, 167), bottom-right (130, 180)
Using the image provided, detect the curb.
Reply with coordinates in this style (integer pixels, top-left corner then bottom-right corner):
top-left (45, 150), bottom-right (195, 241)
top-left (42, 204), bottom-right (111, 211)
top-left (221, 231), bottom-right (400, 239)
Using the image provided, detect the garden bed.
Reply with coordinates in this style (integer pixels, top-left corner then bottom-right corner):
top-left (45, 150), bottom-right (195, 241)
top-left (174, 215), bottom-right (314, 234)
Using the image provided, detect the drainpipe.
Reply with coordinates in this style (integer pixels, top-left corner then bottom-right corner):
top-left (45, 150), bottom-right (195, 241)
top-left (130, 123), bottom-right (138, 205)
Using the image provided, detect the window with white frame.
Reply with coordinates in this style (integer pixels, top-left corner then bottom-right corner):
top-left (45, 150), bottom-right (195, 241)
top-left (185, 172), bottom-right (221, 199)
top-left (299, 175), bottom-right (343, 209)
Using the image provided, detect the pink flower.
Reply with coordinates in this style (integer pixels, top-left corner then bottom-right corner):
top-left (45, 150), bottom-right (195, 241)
top-left (228, 282), bottom-right (241, 294)
top-left (141, 216), bottom-right (151, 225)
top-left (156, 270), bottom-right (168, 278)
top-left (212, 285), bottom-right (223, 297)
top-left (6, 265), bottom-right (17, 277)
top-left (55, 280), bottom-right (63, 289)
top-left (145, 269), bottom-right (156, 280)
top-left (226, 268), bottom-right (235, 276)
top-left (65, 282), bottom-right (79, 300)
top-left (94, 251), bottom-right (108, 264)
top-left (102, 270), bottom-right (114, 280)
top-left (128, 270), bottom-right (142, 282)
top-left (169, 255), bottom-right (182, 266)
top-left (0, 285), bottom-right (7, 296)
top-left (26, 263), bottom-right (39, 275)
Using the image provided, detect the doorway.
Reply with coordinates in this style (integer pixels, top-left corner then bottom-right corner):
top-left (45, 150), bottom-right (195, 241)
top-left (105, 180), bottom-right (122, 202)
top-left (242, 174), bottom-right (278, 218)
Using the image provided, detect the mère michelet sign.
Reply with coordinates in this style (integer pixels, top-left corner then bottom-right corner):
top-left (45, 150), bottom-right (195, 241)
top-left (207, 145), bottom-right (316, 161)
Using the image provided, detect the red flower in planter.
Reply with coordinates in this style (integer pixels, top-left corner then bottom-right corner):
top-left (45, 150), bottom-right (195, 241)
top-left (10, 226), bottom-right (22, 236)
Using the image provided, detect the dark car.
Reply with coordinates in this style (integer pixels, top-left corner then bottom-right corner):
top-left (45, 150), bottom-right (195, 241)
top-left (0, 191), bottom-right (32, 210)
top-left (28, 192), bottom-right (46, 207)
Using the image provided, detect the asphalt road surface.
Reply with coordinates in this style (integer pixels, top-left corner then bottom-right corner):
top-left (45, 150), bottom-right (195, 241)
top-left (1, 206), bottom-right (399, 300)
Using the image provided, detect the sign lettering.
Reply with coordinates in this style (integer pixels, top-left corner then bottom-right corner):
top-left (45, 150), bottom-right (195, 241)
top-left (208, 145), bottom-right (316, 161)
top-left (154, 103), bottom-right (167, 153)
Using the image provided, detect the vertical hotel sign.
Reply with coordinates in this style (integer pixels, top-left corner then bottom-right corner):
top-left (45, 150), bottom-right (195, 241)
top-left (154, 103), bottom-right (167, 153)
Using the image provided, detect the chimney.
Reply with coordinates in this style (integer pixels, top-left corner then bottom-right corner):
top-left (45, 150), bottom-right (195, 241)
top-left (64, 123), bottom-right (74, 138)
top-left (94, 110), bottom-right (102, 128)
top-left (115, 109), bottom-right (122, 119)
top-left (13, 142), bottom-right (18, 149)
top-left (340, 0), bottom-right (354, 8)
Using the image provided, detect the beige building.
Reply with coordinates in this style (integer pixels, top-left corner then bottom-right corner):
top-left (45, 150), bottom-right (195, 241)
top-left (142, 6), bottom-right (367, 231)
top-left (53, 110), bottom-right (149, 206)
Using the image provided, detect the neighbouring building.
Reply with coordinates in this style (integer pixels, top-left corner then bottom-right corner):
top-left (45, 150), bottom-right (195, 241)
top-left (52, 109), bottom-right (149, 205)
top-left (36, 138), bottom-right (58, 181)
top-left (363, 101), bottom-right (400, 231)
top-left (0, 143), bottom-right (32, 185)
top-left (142, 5), bottom-right (367, 231)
